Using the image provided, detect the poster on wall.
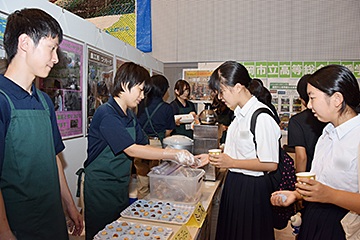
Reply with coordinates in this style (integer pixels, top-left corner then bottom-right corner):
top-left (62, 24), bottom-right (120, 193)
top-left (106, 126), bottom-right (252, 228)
top-left (152, 70), bottom-right (162, 76)
top-left (116, 58), bottom-right (125, 71)
top-left (87, 49), bottom-right (113, 132)
top-left (183, 69), bottom-right (213, 101)
top-left (0, 13), bottom-right (7, 74)
top-left (39, 39), bottom-right (83, 138)
top-left (268, 79), bottom-right (298, 132)
top-left (243, 60), bottom-right (360, 133)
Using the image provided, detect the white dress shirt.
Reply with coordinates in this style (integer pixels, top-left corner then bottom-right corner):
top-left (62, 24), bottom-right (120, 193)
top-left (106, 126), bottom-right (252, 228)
top-left (225, 96), bottom-right (281, 176)
top-left (311, 114), bottom-right (360, 193)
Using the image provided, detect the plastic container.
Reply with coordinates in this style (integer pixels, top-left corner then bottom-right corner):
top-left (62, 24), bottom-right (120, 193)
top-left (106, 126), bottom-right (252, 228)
top-left (162, 135), bottom-right (194, 153)
top-left (148, 164), bottom-right (205, 204)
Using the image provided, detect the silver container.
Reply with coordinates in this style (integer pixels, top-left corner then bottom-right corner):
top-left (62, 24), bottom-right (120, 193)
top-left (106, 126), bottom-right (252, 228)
top-left (162, 135), bottom-right (194, 153)
top-left (199, 103), bottom-right (217, 125)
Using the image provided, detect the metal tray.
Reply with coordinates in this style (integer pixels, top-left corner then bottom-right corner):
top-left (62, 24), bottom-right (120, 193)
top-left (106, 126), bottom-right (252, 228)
top-left (120, 199), bottom-right (195, 225)
top-left (94, 220), bottom-right (173, 240)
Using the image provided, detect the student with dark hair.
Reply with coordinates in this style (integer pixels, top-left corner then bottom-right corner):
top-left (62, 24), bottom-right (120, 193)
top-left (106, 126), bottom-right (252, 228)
top-left (135, 74), bottom-right (176, 198)
top-left (197, 61), bottom-right (280, 240)
top-left (211, 95), bottom-right (234, 143)
top-left (83, 63), bottom-right (199, 240)
top-left (170, 79), bottom-right (197, 138)
top-left (288, 74), bottom-right (326, 172)
top-left (271, 65), bottom-right (360, 240)
top-left (0, 8), bottom-right (83, 239)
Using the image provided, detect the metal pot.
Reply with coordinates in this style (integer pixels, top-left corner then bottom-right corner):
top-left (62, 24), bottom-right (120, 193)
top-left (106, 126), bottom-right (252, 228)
top-left (199, 103), bottom-right (217, 125)
top-left (162, 135), bottom-right (194, 153)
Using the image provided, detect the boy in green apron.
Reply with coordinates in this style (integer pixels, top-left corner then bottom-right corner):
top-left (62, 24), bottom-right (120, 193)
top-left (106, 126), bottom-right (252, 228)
top-left (83, 62), bottom-right (199, 240)
top-left (0, 8), bottom-right (83, 239)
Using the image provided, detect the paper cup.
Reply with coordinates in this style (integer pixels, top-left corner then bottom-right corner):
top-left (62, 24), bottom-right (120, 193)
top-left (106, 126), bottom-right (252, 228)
top-left (208, 149), bottom-right (222, 155)
top-left (296, 172), bottom-right (316, 184)
top-left (296, 172), bottom-right (316, 197)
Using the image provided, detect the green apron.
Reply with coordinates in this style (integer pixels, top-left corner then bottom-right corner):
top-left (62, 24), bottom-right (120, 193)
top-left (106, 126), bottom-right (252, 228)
top-left (84, 104), bottom-right (136, 240)
top-left (143, 100), bottom-right (166, 144)
top-left (0, 89), bottom-right (68, 240)
top-left (174, 102), bottom-right (193, 139)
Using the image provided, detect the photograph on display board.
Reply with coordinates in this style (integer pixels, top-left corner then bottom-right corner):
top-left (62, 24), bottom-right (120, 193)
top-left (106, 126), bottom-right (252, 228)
top-left (116, 58), bottom-right (125, 70)
top-left (271, 96), bottom-right (279, 112)
top-left (0, 13), bottom-right (7, 74)
top-left (280, 97), bottom-right (290, 112)
top-left (87, 49), bottom-right (113, 132)
top-left (293, 97), bottom-right (302, 112)
top-left (39, 39), bottom-right (83, 138)
top-left (183, 69), bottom-right (213, 101)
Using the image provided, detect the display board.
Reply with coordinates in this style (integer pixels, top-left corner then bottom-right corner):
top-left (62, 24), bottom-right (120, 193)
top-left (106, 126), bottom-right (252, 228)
top-left (0, 12), bottom-right (7, 74)
top-left (242, 60), bottom-right (360, 133)
top-left (87, 48), bottom-right (114, 132)
top-left (183, 69), bottom-right (213, 101)
top-left (186, 61), bottom-right (360, 133)
top-left (116, 58), bottom-right (125, 70)
top-left (40, 39), bottom-right (83, 138)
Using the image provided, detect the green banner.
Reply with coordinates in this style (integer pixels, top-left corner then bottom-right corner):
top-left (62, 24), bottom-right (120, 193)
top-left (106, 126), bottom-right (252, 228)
top-left (243, 62), bottom-right (255, 78)
top-left (303, 61), bottom-right (316, 75)
top-left (267, 62), bottom-right (279, 78)
top-left (341, 61), bottom-right (354, 72)
top-left (316, 62), bottom-right (328, 71)
top-left (354, 61), bottom-right (360, 78)
top-left (255, 62), bottom-right (267, 78)
top-left (291, 62), bottom-right (303, 78)
top-left (279, 62), bottom-right (291, 78)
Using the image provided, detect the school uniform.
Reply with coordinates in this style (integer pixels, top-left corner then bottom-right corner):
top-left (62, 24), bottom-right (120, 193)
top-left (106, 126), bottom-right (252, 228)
top-left (83, 96), bottom-right (147, 240)
top-left (298, 114), bottom-right (360, 240)
top-left (137, 97), bottom-right (176, 142)
top-left (0, 75), bottom-right (67, 239)
top-left (136, 97), bottom-right (176, 172)
top-left (170, 98), bottom-right (196, 138)
top-left (288, 109), bottom-right (326, 171)
top-left (135, 97), bottom-right (176, 198)
top-left (216, 96), bottom-right (280, 240)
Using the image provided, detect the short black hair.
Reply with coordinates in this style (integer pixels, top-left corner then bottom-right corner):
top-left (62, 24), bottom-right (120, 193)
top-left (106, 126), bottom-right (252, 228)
top-left (308, 65), bottom-right (360, 114)
top-left (297, 74), bottom-right (311, 104)
top-left (4, 8), bottom-right (63, 64)
top-left (148, 75), bottom-right (169, 98)
top-left (174, 79), bottom-right (190, 96)
top-left (112, 62), bottom-right (151, 97)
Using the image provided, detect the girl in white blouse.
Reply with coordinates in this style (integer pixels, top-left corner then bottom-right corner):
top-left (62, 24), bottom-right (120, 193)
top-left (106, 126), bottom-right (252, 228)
top-left (271, 64), bottom-right (360, 240)
top-left (197, 61), bottom-right (281, 240)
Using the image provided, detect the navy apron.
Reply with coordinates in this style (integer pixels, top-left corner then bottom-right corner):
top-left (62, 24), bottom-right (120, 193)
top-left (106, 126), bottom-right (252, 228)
top-left (175, 101), bottom-right (193, 138)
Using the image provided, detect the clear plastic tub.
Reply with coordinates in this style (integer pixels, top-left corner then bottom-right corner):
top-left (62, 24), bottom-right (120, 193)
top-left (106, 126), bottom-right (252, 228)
top-left (148, 163), bottom-right (205, 204)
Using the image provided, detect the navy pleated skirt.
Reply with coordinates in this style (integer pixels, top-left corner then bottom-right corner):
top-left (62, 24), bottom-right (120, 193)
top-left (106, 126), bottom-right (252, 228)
top-left (215, 171), bottom-right (274, 240)
top-left (298, 202), bottom-right (348, 240)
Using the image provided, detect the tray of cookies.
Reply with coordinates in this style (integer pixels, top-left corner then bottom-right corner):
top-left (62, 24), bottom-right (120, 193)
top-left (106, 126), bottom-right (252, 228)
top-left (94, 220), bottom-right (172, 240)
top-left (120, 199), bottom-right (195, 225)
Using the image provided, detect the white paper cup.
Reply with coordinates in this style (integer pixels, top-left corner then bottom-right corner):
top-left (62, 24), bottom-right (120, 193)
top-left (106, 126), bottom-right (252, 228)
top-left (296, 172), bottom-right (316, 184)
top-left (296, 172), bottom-right (316, 197)
top-left (208, 149), bottom-right (222, 155)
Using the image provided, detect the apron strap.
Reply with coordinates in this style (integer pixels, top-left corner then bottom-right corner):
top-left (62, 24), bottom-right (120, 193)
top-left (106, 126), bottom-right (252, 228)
top-left (144, 100), bottom-right (164, 138)
top-left (0, 89), bottom-right (16, 111)
top-left (76, 168), bottom-right (85, 197)
top-left (35, 89), bottom-right (50, 115)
